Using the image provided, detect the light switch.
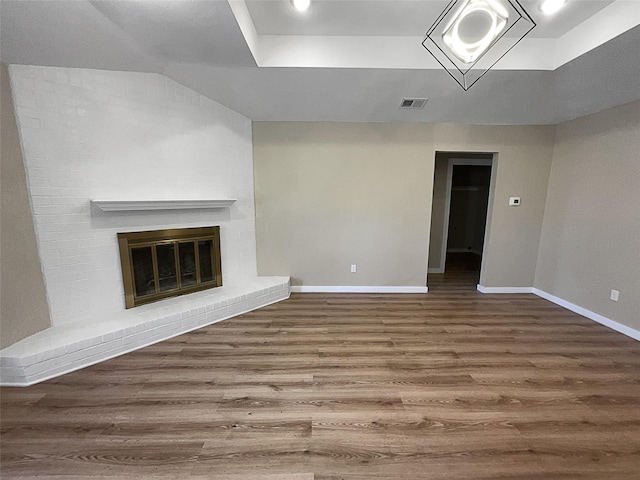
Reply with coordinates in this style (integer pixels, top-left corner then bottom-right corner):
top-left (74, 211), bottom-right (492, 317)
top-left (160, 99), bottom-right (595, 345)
top-left (509, 197), bottom-right (521, 206)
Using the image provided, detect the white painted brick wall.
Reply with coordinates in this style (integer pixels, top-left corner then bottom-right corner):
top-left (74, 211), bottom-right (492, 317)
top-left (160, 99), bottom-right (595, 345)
top-left (9, 65), bottom-right (258, 327)
top-left (0, 278), bottom-right (291, 386)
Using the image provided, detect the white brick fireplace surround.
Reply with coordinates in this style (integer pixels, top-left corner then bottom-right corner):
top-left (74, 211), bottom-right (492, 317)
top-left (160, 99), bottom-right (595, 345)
top-left (1, 66), bottom-right (290, 386)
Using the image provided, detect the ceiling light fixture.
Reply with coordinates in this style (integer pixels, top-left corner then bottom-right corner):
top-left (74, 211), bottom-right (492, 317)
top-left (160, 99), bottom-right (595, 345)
top-left (442, 0), bottom-right (509, 64)
top-left (422, 0), bottom-right (536, 91)
top-left (541, 0), bottom-right (567, 15)
top-left (291, 0), bottom-right (311, 13)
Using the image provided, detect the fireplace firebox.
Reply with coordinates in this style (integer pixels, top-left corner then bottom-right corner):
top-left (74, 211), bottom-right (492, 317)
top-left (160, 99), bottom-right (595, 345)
top-left (118, 226), bottom-right (222, 308)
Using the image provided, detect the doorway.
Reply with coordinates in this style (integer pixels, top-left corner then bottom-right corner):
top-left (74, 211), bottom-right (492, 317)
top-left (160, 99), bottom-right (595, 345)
top-left (428, 152), bottom-right (495, 289)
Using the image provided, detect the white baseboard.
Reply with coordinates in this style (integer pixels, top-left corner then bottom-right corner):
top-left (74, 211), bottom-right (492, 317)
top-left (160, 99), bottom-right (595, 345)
top-left (476, 284), bottom-right (639, 341)
top-left (428, 268), bottom-right (444, 274)
top-left (532, 288), bottom-right (640, 341)
top-left (290, 285), bottom-right (428, 294)
top-left (477, 285), bottom-right (534, 294)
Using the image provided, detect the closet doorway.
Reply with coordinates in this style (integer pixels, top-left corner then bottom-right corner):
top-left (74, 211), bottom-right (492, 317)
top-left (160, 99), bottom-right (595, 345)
top-left (428, 152), bottom-right (495, 289)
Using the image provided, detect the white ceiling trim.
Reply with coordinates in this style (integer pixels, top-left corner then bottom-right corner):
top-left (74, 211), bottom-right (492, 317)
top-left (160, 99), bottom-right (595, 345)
top-left (257, 35), bottom-right (558, 70)
top-left (228, 0), bottom-right (261, 62)
top-left (229, 0), bottom-right (640, 71)
top-left (553, 0), bottom-right (640, 68)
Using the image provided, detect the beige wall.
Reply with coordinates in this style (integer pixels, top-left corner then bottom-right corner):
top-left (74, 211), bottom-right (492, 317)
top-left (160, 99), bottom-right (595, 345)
top-left (428, 155), bottom-right (448, 270)
top-left (535, 101), bottom-right (640, 331)
top-left (253, 123), bottom-right (432, 287)
top-left (0, 64), bottom-right (51, 348)
top-left (254, 122), bottom-right (555, 288)
top-left (432, 125), bottom-right (555, 287)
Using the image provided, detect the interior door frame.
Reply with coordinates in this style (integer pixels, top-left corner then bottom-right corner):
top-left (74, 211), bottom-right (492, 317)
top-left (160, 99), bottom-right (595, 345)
top-left (433, 156), bottom-right (494, 275)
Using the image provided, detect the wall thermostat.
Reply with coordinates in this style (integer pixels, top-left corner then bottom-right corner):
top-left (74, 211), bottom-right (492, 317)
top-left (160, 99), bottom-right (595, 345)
top-left (509, 197), bottom-right (521, 206)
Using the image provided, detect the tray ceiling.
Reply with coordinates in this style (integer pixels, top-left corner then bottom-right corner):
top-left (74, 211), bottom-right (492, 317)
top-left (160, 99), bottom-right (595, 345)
top-left (1, 0), bottom-right (639, 124)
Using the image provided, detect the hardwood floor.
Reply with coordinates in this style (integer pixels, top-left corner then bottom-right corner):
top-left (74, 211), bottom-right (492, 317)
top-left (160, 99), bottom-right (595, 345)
top-left (2, 285), bottom-right (640, 479)
top-left (444, 251), bottom-right (483, 274)
top-left (430, 251), bottom-right (483, 291)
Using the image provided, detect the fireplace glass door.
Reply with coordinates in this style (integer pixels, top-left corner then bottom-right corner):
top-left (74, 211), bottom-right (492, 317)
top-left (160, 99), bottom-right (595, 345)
top-left (118, 226), bottom-right (222, 308)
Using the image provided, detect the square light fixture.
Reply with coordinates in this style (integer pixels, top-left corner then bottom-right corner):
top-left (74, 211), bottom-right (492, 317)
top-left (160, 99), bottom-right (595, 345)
top-left (422, 0), bottom-right (536, 90)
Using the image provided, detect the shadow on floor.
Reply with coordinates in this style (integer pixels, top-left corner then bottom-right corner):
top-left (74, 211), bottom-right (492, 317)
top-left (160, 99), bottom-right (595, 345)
top-left (428, 252), bottom-right (481, 292)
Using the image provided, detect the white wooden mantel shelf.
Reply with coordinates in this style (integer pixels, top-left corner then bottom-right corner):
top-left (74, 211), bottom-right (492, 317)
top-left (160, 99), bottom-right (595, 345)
top-left (91, 199), bottom-right (237, 212)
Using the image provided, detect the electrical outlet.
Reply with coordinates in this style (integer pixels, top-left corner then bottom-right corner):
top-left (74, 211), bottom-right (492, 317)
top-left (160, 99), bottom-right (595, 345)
top-left (509, 197), bottom-right (521, 206)
top-left (350, 264), bottom-right (357, 273)
top-left (610, 289), bottom-right (619, 301)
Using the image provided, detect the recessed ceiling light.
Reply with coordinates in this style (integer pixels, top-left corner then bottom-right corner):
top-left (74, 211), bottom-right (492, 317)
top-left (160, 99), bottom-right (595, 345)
top-left (291, 0), bottom-right (311, 13)
top-left (541, 0), bottom-right (568, 15)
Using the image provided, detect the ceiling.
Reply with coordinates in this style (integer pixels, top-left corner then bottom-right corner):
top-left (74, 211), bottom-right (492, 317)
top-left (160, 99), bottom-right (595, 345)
top-left (245, 0), bottom-right (616, 38)
top-left (1, 0), bottom-right (639, 124)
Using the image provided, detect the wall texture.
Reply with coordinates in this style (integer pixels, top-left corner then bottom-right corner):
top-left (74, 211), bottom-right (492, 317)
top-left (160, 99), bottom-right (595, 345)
top-left (428, 154), bottom-right (448, 271)
top-left (253, 123), bottom-right (432, 287)
top-left (535, 100), bottom-right (640, 331)
top-left (254, 122), bottom-right (555, 289)
top-left (9, 65), bottom-right (257, 329)
top-left (0, 64), bottom-right (51, 348)
top-left (432, 124), bottom-right (555, 288)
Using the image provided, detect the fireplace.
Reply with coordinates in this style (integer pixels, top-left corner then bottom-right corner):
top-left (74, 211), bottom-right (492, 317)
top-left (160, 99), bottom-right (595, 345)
top-left (118, 226), bottom-right (222, 308)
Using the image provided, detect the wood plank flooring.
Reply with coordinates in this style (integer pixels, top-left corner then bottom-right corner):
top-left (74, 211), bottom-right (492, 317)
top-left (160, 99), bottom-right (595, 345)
top-left (2, 281), bottom-right (640, 479)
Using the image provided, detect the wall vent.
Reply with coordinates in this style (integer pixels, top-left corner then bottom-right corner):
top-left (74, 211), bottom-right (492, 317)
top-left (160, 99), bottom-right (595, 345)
top-left (400, 98), bottom-right (428, 109)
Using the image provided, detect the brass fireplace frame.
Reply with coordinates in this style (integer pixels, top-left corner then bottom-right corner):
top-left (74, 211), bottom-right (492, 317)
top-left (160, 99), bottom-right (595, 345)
top-left (118, 226), bottom-right (222, 308)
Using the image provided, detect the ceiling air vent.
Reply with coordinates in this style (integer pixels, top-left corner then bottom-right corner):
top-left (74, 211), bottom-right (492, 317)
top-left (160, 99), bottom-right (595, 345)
top-left (400, 98), bottom-right (428, 109)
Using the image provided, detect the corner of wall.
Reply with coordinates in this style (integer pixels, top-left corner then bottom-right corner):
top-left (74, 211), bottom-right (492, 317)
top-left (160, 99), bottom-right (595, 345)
top-left (0, 63), bottom-right (52, 349)
top-left (532, 123), bottom-right (559, 289)
top-left (532, 100), bottom-right (640, 333)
